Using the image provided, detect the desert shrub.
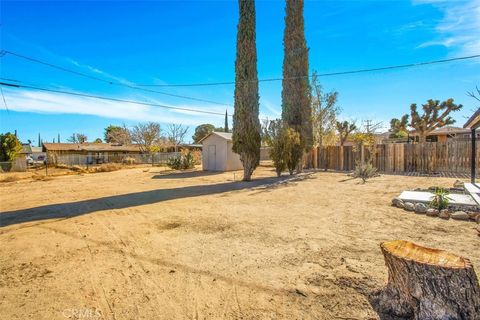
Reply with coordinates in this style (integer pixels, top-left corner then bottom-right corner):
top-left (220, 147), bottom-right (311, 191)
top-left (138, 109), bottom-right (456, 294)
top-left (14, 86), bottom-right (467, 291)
top-left (353, 161), bottom-right (378, 183)
top-left (0, 132), bottom-right (21, 163)
top-left (268, 121), bottom-right (302, 176)
top-left (190, 150), bottom-right (202, 165)
top-left (285, 128), bottom-right (303, 175)
top-left (71, 165), bottom-right (87, 173)
top-left (0, 162), bottom-right (12, 172)
top-left (429, 188), bottom-right (451, 210)
top-left (166, 150), bottom-right (196, 170)
top-left (32, 174), bottom-right (52, 181)
top-left (0, 175), bottom-right (20, 183)
top-left (122, 157), bottom-right (136, 165)
top-left (92, 163), bottom-right (122, 173)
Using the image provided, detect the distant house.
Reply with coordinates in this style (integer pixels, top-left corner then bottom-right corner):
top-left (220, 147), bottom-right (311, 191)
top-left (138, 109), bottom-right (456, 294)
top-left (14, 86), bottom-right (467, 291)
top-left (410, 126), bottom-right (479, 142)
top-left (42, 143), bottom-right (143, 165)
top-left (381, 126), bottom-right (480, 144)
top-left (200, 132), bottom-right (242, 171)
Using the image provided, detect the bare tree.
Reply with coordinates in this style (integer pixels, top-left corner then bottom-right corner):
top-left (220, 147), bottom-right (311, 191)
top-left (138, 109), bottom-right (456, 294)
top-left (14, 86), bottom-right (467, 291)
top-left (167, 124), bottom-right (188, 152)
top-left (67, 133), bottom-right (87, 144)
top-left (106, 124), bottom-right (132, 145)
top-left (467, 86), bottom-right (480, 103)
top-left (130, 122), bottom-right (162, 153)
top-left (311, 71), bottom-right (340, 147)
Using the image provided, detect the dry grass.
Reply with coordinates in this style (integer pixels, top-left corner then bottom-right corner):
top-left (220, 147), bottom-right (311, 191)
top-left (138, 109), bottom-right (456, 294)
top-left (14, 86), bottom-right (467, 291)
top-left (0, 175), bottom-right (21, 183)
top-left (89, 163), bottom-right (123, 173)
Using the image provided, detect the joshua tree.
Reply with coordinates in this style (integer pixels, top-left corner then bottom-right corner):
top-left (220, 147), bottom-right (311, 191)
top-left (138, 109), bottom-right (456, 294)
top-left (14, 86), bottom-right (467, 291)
top-left (282, 0), bottom-right (312, 159)
top-left (232, 0), bottom-right (261, 181)
top-left (336, 120), bottom-right (357, 146)
top-left (409, 99), bottom-right (462, 142)
top-left (389, 114), bottom-right (409, 138)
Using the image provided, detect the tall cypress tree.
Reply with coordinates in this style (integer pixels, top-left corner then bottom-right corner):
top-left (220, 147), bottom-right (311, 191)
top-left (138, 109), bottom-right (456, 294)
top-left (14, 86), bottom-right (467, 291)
top-left (232, 0), bottom-right (261, 181)
top-left (224, 110), bottom-right (229, 132)
top-left (281, 0), bottom-right (312, 152)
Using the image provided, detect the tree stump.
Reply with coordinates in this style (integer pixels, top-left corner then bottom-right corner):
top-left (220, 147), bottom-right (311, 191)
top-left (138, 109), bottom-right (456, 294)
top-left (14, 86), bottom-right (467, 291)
top-left (377, 240), bottom-right (480, 320)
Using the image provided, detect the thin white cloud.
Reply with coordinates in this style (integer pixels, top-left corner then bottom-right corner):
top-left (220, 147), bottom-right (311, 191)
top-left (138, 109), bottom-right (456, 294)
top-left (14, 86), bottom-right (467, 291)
top-left (2, 88), bottom-right (224, 126)
top-left (67, 58), bottom-right (136, 86)
top-left (416, 0), bottom-right (480, 56)
top-left (260, 98), bottom-right (281, 118)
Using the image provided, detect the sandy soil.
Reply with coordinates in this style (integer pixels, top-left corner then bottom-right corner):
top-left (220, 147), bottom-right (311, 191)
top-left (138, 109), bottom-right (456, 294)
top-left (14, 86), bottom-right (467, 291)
top-left (0, 166), bottom-right (478, 320)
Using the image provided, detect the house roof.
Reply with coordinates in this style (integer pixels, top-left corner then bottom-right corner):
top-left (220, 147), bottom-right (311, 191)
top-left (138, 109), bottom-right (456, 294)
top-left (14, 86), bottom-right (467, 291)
top-left (464, 108), bottom-right (480, 129)
top-left (199, 131), bottom-right (232, 143)
top-left (19, 144), bottom-right (32, 154)
top-left (42, 143), bottom-right (142, 152)
top-left (410, 126), bottom-right (470, 136)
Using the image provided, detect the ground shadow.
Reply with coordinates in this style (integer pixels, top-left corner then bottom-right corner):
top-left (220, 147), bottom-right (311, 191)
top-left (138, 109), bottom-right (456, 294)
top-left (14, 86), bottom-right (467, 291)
top-left (152, 170), bottom-right (224, 180)
top-left (0, 175), bottom-right (294, 228)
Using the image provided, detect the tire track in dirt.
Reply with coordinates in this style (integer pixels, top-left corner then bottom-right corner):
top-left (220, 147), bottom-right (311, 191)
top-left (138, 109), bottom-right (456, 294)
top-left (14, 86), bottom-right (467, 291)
top-left (92, 214), bottom-right (178, 318)
top-left (72, 220), bottom-right (116, 320)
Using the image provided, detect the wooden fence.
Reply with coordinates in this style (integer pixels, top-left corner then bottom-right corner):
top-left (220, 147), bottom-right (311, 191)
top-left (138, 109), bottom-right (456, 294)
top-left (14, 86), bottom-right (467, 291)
top-left (314, 141), bottom-right (479, 175)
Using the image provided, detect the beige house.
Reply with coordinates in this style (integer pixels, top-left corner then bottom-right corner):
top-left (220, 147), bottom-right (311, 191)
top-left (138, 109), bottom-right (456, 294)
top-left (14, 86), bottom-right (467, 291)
top-left (200, 132), bottom-right (242, 171)
top-left (42, 143), bottom-right (142, 165)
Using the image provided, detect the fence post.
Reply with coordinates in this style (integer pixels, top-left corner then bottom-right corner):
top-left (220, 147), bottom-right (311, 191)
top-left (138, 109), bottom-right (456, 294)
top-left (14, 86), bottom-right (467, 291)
top-left (471, 128), bottom-right (476, 183)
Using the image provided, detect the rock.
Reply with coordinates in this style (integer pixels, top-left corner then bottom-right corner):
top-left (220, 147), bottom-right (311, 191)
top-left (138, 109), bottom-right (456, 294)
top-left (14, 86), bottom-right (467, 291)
top-left (426, 208), bottom-right (439, 217)
top-left (392, 197), bottom-right (404, 208)
top-left (414, 203), bottom-right (428, 214)
top-left (404, 202), bottom-right (415, 212)
top-left (453, 180), bottom-right (464, 188)
top-left (439, 210), bottom-right (450, 220)
top-left (451, 211), bottom-right (470, 221)
top-left (467, 212), bottom-right (479, 221)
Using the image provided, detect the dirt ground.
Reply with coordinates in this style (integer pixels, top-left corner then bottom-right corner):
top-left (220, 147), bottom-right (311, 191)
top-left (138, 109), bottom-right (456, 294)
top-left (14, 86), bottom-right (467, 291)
top-left (0, 166), bottom-right (478, 320)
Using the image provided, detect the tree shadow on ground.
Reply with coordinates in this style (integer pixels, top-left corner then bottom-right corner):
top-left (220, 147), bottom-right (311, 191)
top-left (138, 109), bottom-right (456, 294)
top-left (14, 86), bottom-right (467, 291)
top-left (152, 170), bottom-right (224, 180)
top-left (346, 276), bottom-right (406, 320)
top-left (0, 175), bottom-right (294, 228)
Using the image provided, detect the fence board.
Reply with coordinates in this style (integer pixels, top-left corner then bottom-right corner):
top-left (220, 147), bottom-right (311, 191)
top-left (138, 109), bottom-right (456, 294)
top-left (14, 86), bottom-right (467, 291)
top-left (316, 141), bottom-right (479, 174)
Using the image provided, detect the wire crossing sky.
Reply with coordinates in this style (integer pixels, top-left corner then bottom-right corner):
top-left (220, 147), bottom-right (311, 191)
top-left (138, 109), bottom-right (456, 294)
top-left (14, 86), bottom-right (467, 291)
top-left (1, 0), bottom-right (479, 143)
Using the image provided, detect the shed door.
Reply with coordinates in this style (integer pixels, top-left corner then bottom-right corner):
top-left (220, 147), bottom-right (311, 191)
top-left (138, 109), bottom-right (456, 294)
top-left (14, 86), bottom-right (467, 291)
top-left (208, 145), bottom-right (216, 170)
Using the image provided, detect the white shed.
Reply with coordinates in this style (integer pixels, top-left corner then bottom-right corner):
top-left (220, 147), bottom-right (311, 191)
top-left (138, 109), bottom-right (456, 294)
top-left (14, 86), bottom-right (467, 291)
top-left (200, 132), bottom-right (243, 171)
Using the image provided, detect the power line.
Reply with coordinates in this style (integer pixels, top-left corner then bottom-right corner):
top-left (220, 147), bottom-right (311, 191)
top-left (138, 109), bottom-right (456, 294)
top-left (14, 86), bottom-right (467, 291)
top-left (135, 54), bottom-right (480, 87)
top-left (0, 86), bottom-right (9, 112)
top-left (0, 81), bottom-right (229, 117)
top-left (1, 50), bottom-right (232, 107)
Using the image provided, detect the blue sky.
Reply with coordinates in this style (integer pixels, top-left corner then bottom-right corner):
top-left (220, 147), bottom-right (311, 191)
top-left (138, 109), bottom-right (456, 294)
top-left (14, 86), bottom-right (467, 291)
top-left (0, 0), bottom-right (479, 144)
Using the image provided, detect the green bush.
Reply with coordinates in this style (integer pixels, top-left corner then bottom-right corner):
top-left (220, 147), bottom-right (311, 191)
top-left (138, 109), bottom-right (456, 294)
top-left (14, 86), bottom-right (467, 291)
top-left (353, 161), bottom-right (378, 183)
top-left (429, 187), bottom-right (451, 210)
top-left (166, 151), bottom-right (196, 170)
top-left (268, 121), bottom-right (302, 176)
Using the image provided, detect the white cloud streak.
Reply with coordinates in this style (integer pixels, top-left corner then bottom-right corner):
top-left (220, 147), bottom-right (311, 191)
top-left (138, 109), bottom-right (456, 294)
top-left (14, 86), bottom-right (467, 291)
top-left (416, 0), bottom-right (480, 56)
top-left (2, 88), bottom-right (225, 126)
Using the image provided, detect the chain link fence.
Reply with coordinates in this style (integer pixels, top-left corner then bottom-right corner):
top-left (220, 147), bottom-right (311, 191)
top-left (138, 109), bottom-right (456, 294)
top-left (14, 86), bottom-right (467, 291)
top-left (48, 152), bottom-right (182, 168)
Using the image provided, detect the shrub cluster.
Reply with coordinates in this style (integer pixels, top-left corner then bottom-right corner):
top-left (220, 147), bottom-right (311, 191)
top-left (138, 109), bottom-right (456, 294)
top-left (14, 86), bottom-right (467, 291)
top-left (268, 121), bottom-right (303, 177)
top-left (353, 161), bottom-right (378, 183)
top-left (166, 150), bottom-right (196, 170)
